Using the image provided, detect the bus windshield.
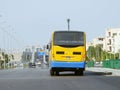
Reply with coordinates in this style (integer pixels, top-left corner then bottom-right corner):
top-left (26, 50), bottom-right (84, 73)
top-left (54, 31), bottom-right (84, 46)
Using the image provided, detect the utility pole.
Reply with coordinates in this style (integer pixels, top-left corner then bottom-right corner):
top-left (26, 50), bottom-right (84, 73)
top-left (67, 19), bottom-right (70, 31)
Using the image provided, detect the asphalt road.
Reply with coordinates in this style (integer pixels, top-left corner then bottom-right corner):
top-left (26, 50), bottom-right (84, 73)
top-left (0, 67), bottom-right (120, 90)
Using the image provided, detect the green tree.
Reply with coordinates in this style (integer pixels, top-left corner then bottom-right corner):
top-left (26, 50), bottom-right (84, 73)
top-left (2, 52), bottom-right (5, 59)
top-left (5, 54), bottom-right (9, 63)
top-left (95, 44), bottom-right (102, 62)
top-left (1, 52), bottom-right (11, 68)
top-left (115, 53), bottom-right (119, 59)
top-left (101, 51), bottom-right (107, 60)
top-left (87, 46), bottom-right (95, 61)
top-left (11, 54), bottom-right (14, 60)
top-left (26, 54), bottom-right (31, 61)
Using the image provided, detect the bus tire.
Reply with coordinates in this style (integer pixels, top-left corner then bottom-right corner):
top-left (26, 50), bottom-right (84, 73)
top-left (56, 71), bottom-right (59, 76)
top-left (80, 70), bottom-right (84, 76)
top-left (50, 69), bottom-right (54, 76)
top-left (75, 70), bottom-right (84, 76)
top-left (75, 70), bottom-right (80, 76)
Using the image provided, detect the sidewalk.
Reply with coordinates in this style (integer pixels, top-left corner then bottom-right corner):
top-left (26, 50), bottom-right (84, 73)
top-left (86, 67), bottom-right (120, 76)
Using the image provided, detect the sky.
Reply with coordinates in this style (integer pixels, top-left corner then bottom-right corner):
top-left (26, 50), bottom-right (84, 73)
top-left (0, 0), bottom-right (120, 49)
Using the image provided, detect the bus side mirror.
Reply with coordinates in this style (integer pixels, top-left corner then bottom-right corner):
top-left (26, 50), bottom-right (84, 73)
top-left (46, 44), bottom-right (49, 49)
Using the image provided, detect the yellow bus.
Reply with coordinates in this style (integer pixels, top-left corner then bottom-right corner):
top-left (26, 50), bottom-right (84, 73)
top-left (48, 31), bottom-right (86, 76)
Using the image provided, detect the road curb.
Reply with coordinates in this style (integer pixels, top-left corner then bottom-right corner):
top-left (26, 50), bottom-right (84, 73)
top-left (86, 67), bottom-right (120, 76)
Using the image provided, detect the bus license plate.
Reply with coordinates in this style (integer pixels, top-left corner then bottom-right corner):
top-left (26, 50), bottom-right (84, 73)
top-left (66, 56), bottom-right (70, 60)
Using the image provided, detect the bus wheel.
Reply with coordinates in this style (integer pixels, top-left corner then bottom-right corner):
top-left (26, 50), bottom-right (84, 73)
top-left (80, 70), bottom-right (84, 76)
top-left (50, 69), bottom-right (54, 76)
top-left (75, 70), bottom-right (79, 76)
top-left (75, 70), bottom-right (84, 76)
top-left (55, 71), bottom-right (59, 76)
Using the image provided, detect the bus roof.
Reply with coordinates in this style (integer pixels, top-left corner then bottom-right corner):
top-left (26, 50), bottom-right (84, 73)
top-left (54, 30), bottom-right (84, 33)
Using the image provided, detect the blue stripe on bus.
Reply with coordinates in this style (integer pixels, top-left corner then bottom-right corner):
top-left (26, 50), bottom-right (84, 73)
top-left (50, 61), bottom-right (85, 68)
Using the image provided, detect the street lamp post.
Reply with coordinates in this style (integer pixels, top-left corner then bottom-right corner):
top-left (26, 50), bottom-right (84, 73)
top-left (67, 19), bottom-right (70, 31)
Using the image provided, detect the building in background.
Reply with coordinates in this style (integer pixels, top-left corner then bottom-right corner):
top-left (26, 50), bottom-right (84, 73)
top-left (87, 28), bottom-right (120, 54)
top-left (105, 28), bottom-right (120, 53)
top-left (87, 36), bottom-right (105, 50)
top-left (12, 49), bottom-right (22, 61)
top-left (21, 45), bottom-right (48, 64)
